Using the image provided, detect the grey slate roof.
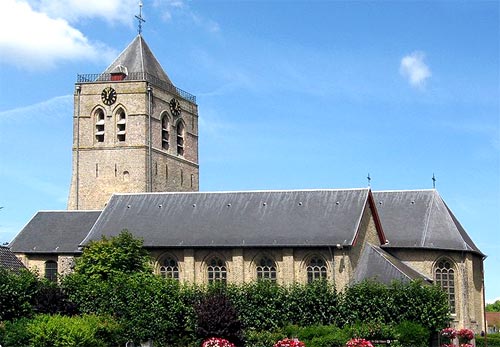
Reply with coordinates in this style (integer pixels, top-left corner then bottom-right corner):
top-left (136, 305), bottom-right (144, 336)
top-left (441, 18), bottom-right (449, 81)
top-left (103, 35), bottom-right (173, 84)
top-left (0, 246), bottom-right (26, 272)
top-left (373, 190), bottom-right (483, 255)
top-left (82, 189), bottom-right (373, 248)
top-left (10, 211), bottom-right (101, 254)
top-left (353, 243), bottom-right (432, 285)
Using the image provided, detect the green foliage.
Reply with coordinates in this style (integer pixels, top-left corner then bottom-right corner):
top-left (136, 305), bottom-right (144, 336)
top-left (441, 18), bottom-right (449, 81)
top-left (195, 287), bottom-right (243, 346)
top-left (476, 333), bottom-right (500, 347)
top-left (63, 272), bottom-right (187, 345)
top-left (345, 321), bottom-right (396, 340)
top-left (393, 321), bottom-right (429, 347)
top-left (244, 329), bottom-right (286, 347)
top-left (0, 314), bottom-right (122, 347)
top-left (284, 325), bottom-right (350, 347)
top-left (228, 280), bottom-right (288, 331)
top-left (339, 280), bottom-right (394, 325)
top-left (390, 280), bottom-right (450, 332)
top-left (285, 280), bottom-right (340, 326)
top-left (486, 300), bottom-right (500, 312)
top-left (33, 279), bottom-right (77, 315)
top-left (73, 230), bottom-right (151, 279)
top-left (0, 268), bottom-right (38, 321)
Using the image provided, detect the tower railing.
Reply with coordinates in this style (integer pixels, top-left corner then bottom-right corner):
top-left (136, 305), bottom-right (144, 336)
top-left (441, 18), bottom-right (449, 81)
top-left (76, 72), bottom-right (196, 104)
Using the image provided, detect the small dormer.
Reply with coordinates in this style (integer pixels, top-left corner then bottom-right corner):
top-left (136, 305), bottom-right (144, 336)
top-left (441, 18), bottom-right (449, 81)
top-left (110, 65), bottom-right (128, 81)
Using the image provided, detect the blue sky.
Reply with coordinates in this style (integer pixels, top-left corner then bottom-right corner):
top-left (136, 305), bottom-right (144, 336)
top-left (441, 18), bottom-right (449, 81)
top-left (0, 0), bottom-right (498, 302)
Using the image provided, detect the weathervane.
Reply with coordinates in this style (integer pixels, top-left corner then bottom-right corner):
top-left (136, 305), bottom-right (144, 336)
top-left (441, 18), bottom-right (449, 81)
top-left (367, 173), bottom-right (371, 187)
top-left (135, 1), bottom-right (146, 35)
top-left (432, 173), bottom-right (436, 189)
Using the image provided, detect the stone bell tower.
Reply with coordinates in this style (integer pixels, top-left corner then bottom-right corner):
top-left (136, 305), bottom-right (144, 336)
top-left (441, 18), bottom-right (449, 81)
top-left (68, 34), bottom-right (199, 210)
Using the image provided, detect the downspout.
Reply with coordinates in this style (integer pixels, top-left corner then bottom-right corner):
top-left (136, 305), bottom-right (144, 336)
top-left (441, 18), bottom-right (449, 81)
top-left (75, 84), bottom-right (81, 209)
top-left (482, 258), bottom-right (488, 347)
top-left (147, 84), bottom-right (153, 192)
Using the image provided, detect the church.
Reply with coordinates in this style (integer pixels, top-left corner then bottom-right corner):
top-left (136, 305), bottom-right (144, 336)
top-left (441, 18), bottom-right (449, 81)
top-left (8, 33), bottom-right (486, 333)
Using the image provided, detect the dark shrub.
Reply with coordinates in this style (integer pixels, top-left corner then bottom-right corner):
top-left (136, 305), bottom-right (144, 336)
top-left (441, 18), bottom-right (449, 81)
top-left (195, 288), bottom-right (243, 346)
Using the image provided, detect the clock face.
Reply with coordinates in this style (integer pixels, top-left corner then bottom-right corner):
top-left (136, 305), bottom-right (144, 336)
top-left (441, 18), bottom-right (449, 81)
top-left (101, 87), bottom-right (117, 106)
top-left (169, 98), bottom-right (181, 116)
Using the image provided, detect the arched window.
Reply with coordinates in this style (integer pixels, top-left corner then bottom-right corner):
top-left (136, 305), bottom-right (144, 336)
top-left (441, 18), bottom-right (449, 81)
top-left (95, 109), bottom-right (105, 142)
top-left (207, 257), bottom-right (226, 284)
top-left (160, 257), bottom-right (179, 280)
top-left (435, 258), bottom-right (456, 314)
top-left (256, 256), bottom-right (277, 282)
top-left (116, 109), bottom-right (126, 142)
top-left (176, 122), bottom-right (184, 156)
top-left (45, 260), bottom-right (58, 282)
top-left (306, 256), bottom-right (327, 283)
top-left (162, 115), bottom-right (169, 150)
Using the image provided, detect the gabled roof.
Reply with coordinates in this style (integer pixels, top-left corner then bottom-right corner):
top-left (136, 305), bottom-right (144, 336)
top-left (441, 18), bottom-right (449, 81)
top-left (82, 189), bottom-right (375, 248)
top-left (373, 190), bottom-right (483, 255)
top-left (353, 243), bottom-right (432, 284)
top-left (103, 35), bottom-right (172, 84)
top-left (10, 211), bottom-right (101, 254)
top-left (0, 246), bottom-right (26, 272)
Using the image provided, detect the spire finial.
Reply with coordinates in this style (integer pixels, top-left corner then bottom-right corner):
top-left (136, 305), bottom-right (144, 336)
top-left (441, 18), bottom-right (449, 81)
top-left (367, 173), bottom-right (371, 187)
top-left (135, 1), bottom-right (146, 35)
top-left (432, 173), bottom-right (436, 189)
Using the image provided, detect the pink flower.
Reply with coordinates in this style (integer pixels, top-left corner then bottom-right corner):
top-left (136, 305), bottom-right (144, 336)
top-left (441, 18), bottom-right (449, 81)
top-left (202, 337), bottom-right (236, 347)
top-left (274, 338), bottom-right (306, 347)
top-left (441, 328), bottom-right (458, 339)
top-left (346, 338), bottom-right (374, 347)
top-left (457, 329), bottom-right (474, 341)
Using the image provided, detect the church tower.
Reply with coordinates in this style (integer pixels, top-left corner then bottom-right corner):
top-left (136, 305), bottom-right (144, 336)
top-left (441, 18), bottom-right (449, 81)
top-left (68, 35), bottom-right (199, 210)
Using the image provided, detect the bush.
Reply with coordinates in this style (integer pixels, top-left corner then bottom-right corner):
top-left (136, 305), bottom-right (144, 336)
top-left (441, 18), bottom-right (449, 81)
top-left (0, 314), bottom-right (122, 347)
top-left (394, 321), bottom-right (429, 347)
top-left (195, 287), bottom-right (243, 346)
top-left (245, 329), bottom-right (286, 347)
top-left (346, 321), bottom-right (396, 340)
top-left (476, 333), bottom-right (500, 347)
top-left (0, 268), bottom-right (38, 321)
top-left (282, 325), bottom-right (350, 347)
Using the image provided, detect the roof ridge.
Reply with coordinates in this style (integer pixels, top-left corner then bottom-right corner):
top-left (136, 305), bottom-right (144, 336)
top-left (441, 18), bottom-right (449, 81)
top-left (111, 188), bottom-right (371, 197)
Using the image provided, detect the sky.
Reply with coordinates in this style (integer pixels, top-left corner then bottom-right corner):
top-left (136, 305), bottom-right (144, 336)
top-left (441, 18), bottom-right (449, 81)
top-left (0, 0), bottom-right (498, 302)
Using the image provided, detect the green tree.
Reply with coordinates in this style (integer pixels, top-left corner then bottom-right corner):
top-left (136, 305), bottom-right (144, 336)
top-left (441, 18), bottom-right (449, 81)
top-left (0, 268), bottom-right (38, 321)
top-left (73, 230), bottom-right (151, 279)
top-left (486, 300), bottom-right (500, 312)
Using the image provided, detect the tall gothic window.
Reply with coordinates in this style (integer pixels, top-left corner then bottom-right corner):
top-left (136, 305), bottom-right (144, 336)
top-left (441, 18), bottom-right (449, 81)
top-left (45, 260), bottom-right (58, 282)
top-left (160, 257), bottom-right (179, 280)
top-left (306, 256), bottom-right (327, 283)
top-left (116, 109), bottom-right (126, 142)
top-left (256, 256), bottom-right (277, 282)
top-left (435, 258), bottom-right (456, 314)
top-left (207, 257), bottom-right (226, 284)
top-left (162, 115), bottom-right (169, 150)
top-left (95, 109), bottom-right (105, 142)
top-left (176, 122), bottom-right (184, 156)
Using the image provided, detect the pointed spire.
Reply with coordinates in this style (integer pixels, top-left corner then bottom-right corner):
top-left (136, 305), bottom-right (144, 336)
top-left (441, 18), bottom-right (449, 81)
top-left (103, 35), bottom-right (172, 85)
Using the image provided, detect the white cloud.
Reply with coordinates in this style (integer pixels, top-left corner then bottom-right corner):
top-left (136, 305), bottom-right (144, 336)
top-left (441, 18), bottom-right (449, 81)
top-left (0, 0), bottom-right (116, 69)
top-left (31, 0), bottom-right (138, 25)
top-left (0, 95), bottom-right (72, 124)
top-left (400, 51), bottom-right (431, 89)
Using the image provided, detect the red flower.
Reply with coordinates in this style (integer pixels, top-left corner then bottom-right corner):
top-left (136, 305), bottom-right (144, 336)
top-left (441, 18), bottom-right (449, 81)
top-left (202, 337), bottom-right (236, 347)
top-left (274, 338), bottom-right (306, 347)
top-left (346, 338), bottom-right (374, 347)
top-left (441, 328), bottom-right (457, 339)
top-left (457, 329), bottom-right (474, 341)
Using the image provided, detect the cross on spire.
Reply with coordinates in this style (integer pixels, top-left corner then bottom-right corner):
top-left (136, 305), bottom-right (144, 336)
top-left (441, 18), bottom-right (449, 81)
top-left (367, 173), bottom-right (371, 187)
top-left (432, 173), bottom-right (436, 189)
top-left (135, 1), bottom-right (146, 35)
